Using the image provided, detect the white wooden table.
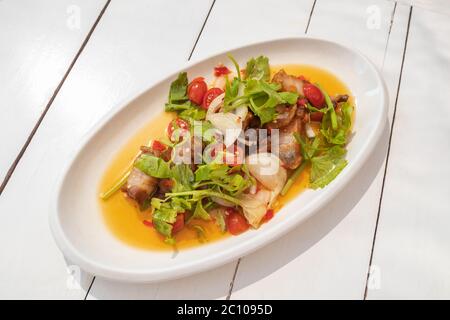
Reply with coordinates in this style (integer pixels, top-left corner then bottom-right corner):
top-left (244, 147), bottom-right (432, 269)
top-left (1, 0), bottom-right (449, 299)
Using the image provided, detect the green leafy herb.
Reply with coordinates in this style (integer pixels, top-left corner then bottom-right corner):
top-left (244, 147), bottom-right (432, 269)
top-left (227, 53), bottom-right (241, 80)
top-left (134, 154), bottom-right (172, 178)
top-left (245, 79), bottom-right (299, 125)
top-left (317, 83), bottom-right (338, 130)
top-left (192, 201), bottom-right (211, 220)
top-left (245, 56), bottom-right (270, 81)
top-left (179, 106), bottom-right (206, 121)
top-left (320, 101), bottom-right (353, 145)
top-left (171, 164), bottom-right (194, 192)
top-left (167, 72), bottom-right (189, 104)
top-left (310, 146), bottom-right (348, 189)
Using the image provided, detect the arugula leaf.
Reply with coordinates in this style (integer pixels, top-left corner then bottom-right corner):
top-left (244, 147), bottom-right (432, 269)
top-left (167, 72), bottom-right (188, 104)
top-left (152, 219), bottom-right (174, 244)
top-left (192, 201), bottom-right (211, 220)
top-left (151, 197), bottom-right (189, 244)
top-left (152, 202), bottom-right (178, 224)
top-left (320, 101), bottom-right (353, 145)
top-left (165, 101), bottom-right (192, 112)
top-left (194, 163), bottom-right (251, 195)
top-left (294, 132), bottom-right (321, 160)
top-left (134, 154), bottom-right (171, 178)
top-left (166, 190), bottom-right (241, 206)
top-left (171, 164), bottom-right (194, 192)
top-left (179, 106), bottom-right (206, 121)
top-left (195, 163), bottom-right (229, 182)
top-left (245, 56), bottom-right (270, 81)
top-left (151, 200), bottom-right (180, 244)
top-left (310, 146), bottom-right (348, 189)
top-left (245, 79), bottom-right (298, 125)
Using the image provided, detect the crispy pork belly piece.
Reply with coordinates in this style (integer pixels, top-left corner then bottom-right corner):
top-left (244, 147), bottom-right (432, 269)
top-left (278, 117), bottom-right (303, 169)
top-left (266, 104), bottom-right (297, 129)
top-left (125, 167), bottom-right (158, 205)
top-left (272, 69), bottom-right (304, 95)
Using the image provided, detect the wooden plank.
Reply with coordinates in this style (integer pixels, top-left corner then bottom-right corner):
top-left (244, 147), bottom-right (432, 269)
top-left (395, 0), bottom-right (450, 15)
top-left (0, 0), bottom-right (213, 299)
top-left (87, 0), bottom-right (316, 300)
top-left (367, 7), bottom-right (450, 299)
top-left (0, 0), bottom-right (107, 184)
top-left (230, 0), bottom-right (411, 299)
top-left (191, 0), bottom-right (316, 60)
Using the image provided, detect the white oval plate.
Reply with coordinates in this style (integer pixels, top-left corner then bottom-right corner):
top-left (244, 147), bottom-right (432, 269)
top-left (50, 37), bottom-right (388, 283)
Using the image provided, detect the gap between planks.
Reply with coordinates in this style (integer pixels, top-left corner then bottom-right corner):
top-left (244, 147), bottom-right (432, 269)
top-left (226, 0), bottom-right (318, 300)
top-left (363, 5), bottom-right (413, 299)
top-left (0, 0), bottom-right (112, 196)
top-left (83, 0), bottom-right (218, 300)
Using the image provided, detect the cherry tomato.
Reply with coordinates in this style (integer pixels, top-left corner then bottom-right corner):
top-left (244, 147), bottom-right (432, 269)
top-left (262, 209), bottom-right (274, 223)
top-left (202, 87), bottom-right (224, 110)
top-left (172, 213), bottom-right (185, 234)
top-left (167, 118), bottom-right (189, 142)
top-left (303, 83), bottom-right (325, 108)
top-left (226, 208), bottom-right (249, 235)
top-left (297, 98), bottom-right (308, 107)
top-left (187, 77), bottom-right (207, 105)
top-left (214, 65), bottom-right (231, 77)
top-left (310, 112), bottom-right (324, 122)
top-left (151, 140), bottom-right (166, 152)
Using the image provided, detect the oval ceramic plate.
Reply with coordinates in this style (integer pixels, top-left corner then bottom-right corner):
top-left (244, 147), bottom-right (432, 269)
top-left (50, 37), bottom-right (388, 282)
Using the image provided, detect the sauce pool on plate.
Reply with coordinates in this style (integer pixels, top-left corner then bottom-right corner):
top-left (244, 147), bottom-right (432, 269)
top-left (98, 64), bottom-right (353, 251)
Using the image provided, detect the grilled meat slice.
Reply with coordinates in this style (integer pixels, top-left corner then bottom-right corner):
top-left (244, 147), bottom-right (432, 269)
top-left (266, 104), bottom-right (297, 129)
top-left (277, 117), bottom-right (303, 169)
top-left (272, 69), bottom-right (304, 95)
top-left (125, 167), bottom-right (158, 205)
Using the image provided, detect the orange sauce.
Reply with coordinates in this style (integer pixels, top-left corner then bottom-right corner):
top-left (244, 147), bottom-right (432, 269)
top-left (98, 64), bottom-right (353, 251)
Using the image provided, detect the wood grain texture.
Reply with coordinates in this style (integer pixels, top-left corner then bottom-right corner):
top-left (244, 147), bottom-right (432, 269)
top-left (0, 0), bottom-right (213, 299)
top-left (0, 0), bottom-right (107, 184)
top-left (367, 7), bottom-right (450, 299)
top-left (230, 0), bottom-right (411, 299)
top-left (87, 0), bottom-right (316, 300)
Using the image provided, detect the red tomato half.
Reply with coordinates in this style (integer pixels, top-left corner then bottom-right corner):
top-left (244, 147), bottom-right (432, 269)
top-left (303, 83), bottom-right (325, 108)
top-left (167, 118), bottom-right (189, 142)
top-left (262, 209), bottom-right (274, 223)
top-left (172, 213), bottom-right (185, 234)
top-left (202, 88), bottom-right (224, 110)
top-left (187, 77), bottom-right (207, 105)
top-left (310, 112), bottom-right (324, 122)
top-left (226, 209), bottom-right (249, 235)
top-left (151, 140), bottom-right (166, 152)
top-left (214, 65), bottom-right (231, 77)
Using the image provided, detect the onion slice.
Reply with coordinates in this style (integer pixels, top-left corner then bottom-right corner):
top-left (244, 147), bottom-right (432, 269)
top-left (305, 122), bottom-right (316, 138)
top-left (206, 93), bottom-right (225, 117)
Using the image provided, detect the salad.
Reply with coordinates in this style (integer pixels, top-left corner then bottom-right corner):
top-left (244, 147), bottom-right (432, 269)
top-left (100, 55), bottom-right (354, 246)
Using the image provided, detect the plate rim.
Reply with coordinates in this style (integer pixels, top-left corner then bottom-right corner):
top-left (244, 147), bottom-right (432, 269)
top-left (49, 36), bottom-right (389, 282)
